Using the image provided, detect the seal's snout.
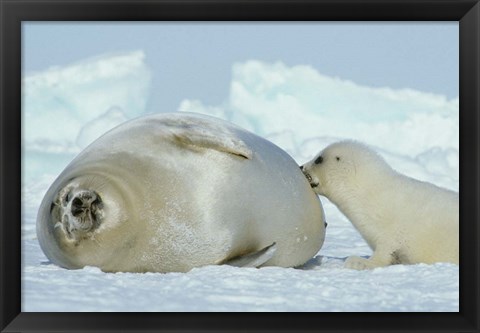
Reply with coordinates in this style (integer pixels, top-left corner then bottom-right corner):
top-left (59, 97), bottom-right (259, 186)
top-left (71, 197), bottom-right (84, 216)
top-left (70, 191), bottom-right (99, 217)
top-left (55, 187), bottom-right (104, 239)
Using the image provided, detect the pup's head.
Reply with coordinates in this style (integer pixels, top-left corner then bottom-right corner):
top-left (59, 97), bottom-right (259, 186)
top-left (300, 141), bottom-right (389, 198)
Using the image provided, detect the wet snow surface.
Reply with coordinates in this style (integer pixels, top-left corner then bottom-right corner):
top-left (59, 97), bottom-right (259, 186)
top-left (22, 53), bottom-right (458, 312)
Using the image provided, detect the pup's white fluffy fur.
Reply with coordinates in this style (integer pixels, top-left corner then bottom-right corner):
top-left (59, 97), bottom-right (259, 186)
top-left (301, 140), bottom-right (458, 270)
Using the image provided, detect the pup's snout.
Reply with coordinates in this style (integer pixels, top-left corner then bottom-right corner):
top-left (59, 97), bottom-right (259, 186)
top-left (300, 166), bottom-right (319, 189)
top-left (302, 169), bottom-right (313, 183)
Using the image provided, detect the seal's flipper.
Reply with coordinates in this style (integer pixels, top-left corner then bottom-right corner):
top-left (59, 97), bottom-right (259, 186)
top-left (224, 242), bottom-right (277, 268)
top-left (164, 116), bottom-right (253, 159)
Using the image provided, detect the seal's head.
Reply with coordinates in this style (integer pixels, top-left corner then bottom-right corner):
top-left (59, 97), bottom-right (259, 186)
top-left (36, 173), bottom-right (131, 270)
top-left (51, 183), bottom-right (104, 241)
top-left (300, 140), bottom-right (391, 198)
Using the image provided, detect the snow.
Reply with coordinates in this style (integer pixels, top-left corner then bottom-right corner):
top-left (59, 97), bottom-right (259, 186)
top-left (22, 54), bottom-right (458, 312)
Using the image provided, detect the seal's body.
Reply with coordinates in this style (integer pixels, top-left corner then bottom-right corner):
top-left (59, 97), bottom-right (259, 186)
top-left (37, 113), bottom-right (326, 273)
top-left (301, 140), bottom-right (458, 270)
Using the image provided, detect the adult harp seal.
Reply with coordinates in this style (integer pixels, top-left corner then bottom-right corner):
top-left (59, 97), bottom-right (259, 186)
top-left (37, 113), bottom-right (326, 273)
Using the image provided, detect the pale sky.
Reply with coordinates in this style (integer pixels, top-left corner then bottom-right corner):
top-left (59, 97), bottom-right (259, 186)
top-left (23, 22), bottom-right (458, 113)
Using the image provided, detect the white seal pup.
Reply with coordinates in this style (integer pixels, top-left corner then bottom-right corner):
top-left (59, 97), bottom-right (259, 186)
top-left (37, 112), bottom-right (326, 273)
top-left (300, 140), bottom-right (458, 270)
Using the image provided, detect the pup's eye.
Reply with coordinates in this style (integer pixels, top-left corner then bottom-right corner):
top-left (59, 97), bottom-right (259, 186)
top-left (314, 155), bottom-right (323, 164)
top-left (336, 156), bottom-right (340, 161)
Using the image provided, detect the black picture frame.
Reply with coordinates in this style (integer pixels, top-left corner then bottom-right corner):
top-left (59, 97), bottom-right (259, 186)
top-left (1, 0), bottom-right (479, 332)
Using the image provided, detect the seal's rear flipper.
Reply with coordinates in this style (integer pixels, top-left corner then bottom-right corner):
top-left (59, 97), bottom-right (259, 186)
top-left (224, 242), bottom-right (277, 268)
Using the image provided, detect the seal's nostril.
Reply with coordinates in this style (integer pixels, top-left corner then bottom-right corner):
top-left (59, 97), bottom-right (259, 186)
top-left (300, 165), bottom-right (304, 170)
top-left (67, 190), bottom-right (103, 222)
top-left (72, 207), bottom-right (83, 216)
top-left (72, 197), bottom-right (83, 208)
top-left (71, 197), bottom-right (85, 216)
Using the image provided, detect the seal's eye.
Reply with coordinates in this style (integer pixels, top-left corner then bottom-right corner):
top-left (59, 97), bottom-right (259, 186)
top-left (336, 156), bottom-right (340, 161)
top-left (314, 155), bottom-right (323, 164)
top-left (63, 191), bottom-right (73, 205)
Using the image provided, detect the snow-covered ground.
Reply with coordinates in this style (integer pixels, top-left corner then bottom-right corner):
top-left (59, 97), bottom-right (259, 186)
top-left (22, 52), bottom-right (459, 312)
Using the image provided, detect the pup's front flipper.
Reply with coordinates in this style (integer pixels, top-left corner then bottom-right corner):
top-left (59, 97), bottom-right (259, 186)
top-left (224, 243), bottom-right (277, 268)
top-left (345, 251), bottom-right (394, 270)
